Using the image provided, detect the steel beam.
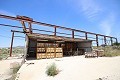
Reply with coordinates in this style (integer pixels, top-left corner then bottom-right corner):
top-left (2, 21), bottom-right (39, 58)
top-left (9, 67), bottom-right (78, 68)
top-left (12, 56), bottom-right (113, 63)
top-left (28, 22), bottom-right (32, 34)
top-left (96, 35), bottom-right (99, 47)
top-left (21, 21), bottom-right (27, 32)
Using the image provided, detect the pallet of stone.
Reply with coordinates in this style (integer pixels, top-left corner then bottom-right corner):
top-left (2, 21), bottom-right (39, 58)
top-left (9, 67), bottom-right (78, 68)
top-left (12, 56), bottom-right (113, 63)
top-left (56, 53), bottom-right (63, 58)
top-left (56, 48), bottom-right (63, 58)
top-left (46, 53), bottom-right (55, 58)
top-left (46, 48), bottom-right (55, 53)
top-left (56, 48), bottom-right (63, 52)
top-left (37, 53), bottom-right (46, 59)
top-left (37, 48), bottom-right (46, 52)
top-left (85, 51), bottom-right (98, 58)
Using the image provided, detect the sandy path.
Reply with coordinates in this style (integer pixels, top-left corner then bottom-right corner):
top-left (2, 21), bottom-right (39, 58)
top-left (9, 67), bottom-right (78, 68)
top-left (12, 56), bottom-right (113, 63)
top-left (17, 56), bottom-right (120, 80)
top-left (0, 58), bottom-right (22, 80)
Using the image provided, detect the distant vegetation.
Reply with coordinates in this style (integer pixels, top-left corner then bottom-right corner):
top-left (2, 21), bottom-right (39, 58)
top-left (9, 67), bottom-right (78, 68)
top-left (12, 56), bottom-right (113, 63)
top-left (103, 46), bottom-right (120, 57)
top-left (112, 42), bottom-right (120, 46)
top-left (0, 46), bottom-right (25, 60)
top-left (93, 44), bottom-right (120, 57)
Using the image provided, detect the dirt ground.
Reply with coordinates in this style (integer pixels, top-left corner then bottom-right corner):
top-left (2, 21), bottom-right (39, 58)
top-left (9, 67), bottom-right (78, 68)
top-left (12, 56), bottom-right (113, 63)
top-left (0, 58), bottom-right (22, 80)
top-left (16, 56), bottom-right (120, 80)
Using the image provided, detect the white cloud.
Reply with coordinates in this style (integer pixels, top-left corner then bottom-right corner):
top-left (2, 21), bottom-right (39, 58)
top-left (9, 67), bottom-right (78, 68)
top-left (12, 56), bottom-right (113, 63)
top-left (0, 10), bottom-right (15, 16)
top-left (99, 13), bottom-right (115, 36)
top-left (78, 0), bottom-right (102, 20)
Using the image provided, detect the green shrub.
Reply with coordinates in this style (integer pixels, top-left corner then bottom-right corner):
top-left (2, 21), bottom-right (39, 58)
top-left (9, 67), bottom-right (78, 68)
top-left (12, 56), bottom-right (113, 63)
top-left (93, 46), bottom-right (120, 57)
top-left (0, 54), bottom-right (8, 60)
top-left (12, 65), bottom-right (21, 74)
top-left (46, 63), bottom-right (59, 76)
top-left (112, 42), bottom-right (120, 46)
top-left (102, 46), bottom-right (120, 57)
top-left (0, 56), bottom-right (2, 60)
top-left (8, 63), bottom-right (21, 80)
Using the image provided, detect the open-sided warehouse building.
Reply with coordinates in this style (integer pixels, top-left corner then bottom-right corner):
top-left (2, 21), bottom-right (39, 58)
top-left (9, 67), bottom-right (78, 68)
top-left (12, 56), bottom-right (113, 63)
top-left (26, 33), bottom-right (92, 59)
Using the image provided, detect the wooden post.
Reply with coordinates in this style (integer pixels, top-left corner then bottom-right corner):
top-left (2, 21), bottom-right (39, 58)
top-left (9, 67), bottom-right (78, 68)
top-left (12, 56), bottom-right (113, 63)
top-left (54, 26), bottom-right (56, 36)
top-left (10, 32), bottom-right (14, 57)
top-left (96, 35), bottom-right (99, 47)
top-left (85, 33), bottom-right (88, 40)
top-left (72, 30), bottom-right (74, 38)
top-left (104, 36), bottom-right (107, 45)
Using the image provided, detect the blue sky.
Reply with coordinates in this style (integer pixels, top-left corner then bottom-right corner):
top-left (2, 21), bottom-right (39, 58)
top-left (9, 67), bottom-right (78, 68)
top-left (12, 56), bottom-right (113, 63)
top-left (0, 0), bottom-right (120, 47)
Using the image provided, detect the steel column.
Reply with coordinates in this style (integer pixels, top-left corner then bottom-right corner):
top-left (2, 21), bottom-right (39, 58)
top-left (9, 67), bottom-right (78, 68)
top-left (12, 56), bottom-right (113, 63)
top-left (110, 37), bottom-right (113, 45)
top-left (54, 26), bottom-right (56, 36)
top-left (10, 32), bottom-right (14, 57)
top-left (72, 30), bottom-right (74, 38)
top-left (104, 36), bottom-right (107, 45)
top-left (96, 35), bottom-right (99, 47)
top-left (85, 33), bottom-right (88, 40)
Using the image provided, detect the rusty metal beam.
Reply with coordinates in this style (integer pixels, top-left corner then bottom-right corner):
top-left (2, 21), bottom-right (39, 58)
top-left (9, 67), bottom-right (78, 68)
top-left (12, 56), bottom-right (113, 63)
top-left (104, 36), bottom-right (107, 45)
top-left (11, 30), bottom-right (26, 33)
top-left (54, 26), bottom-right (56, 36)
top-left (28, 22), bottom-right (32, 34)
top-left (115, 38), bottom-right (118, 43)
top-left (10, 32), bottom-right (14, 57)
top-left (0, 14), bottom-right (117, 42)
top-left (72, 30), bottom-right (74, 38)
top-left (0, 23), bottom-right (54, 33)
top-left (0, 14), bottom-right (116, 39)
top-left (110, 37), bottom-right (113, 45)
top-left (14, 36), bottom-right (25, 38)
top-left (11, 30), bottom-right (87, 42)
top-left (85, 33), bottom-right (88, 40)
top-left (21, 21), bottom-right (27, 32)
top-left (96, 35), bottom-right (99, 47)
top-left (0, 23), bottom-right (23, 28)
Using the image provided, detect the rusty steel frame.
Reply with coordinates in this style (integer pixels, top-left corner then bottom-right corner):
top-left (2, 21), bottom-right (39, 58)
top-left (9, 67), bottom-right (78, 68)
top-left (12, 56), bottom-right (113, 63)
top-left (0, 14), bottom-right (118, 47)
top-left (10, 32), bottom-right (14, 57)
top-left (11, 30), bottom-right (86, 42)
top-left (9, 31), bottom-right (25, 57)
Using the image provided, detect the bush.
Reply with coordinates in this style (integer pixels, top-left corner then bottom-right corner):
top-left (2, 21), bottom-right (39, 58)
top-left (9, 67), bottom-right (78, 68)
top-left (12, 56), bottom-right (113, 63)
top-left (102, 46), bottom-right (120, 57)
top-left (0, 53), bottom-right (8, 60)
top-left (46, 63), bottom-right (59, 76)
top-left (0, 57), bottom-right (2, 60)
top-left (112, 42), bottom-right (120, 46)
top-left (8, 62), bottom-right (21, 80)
